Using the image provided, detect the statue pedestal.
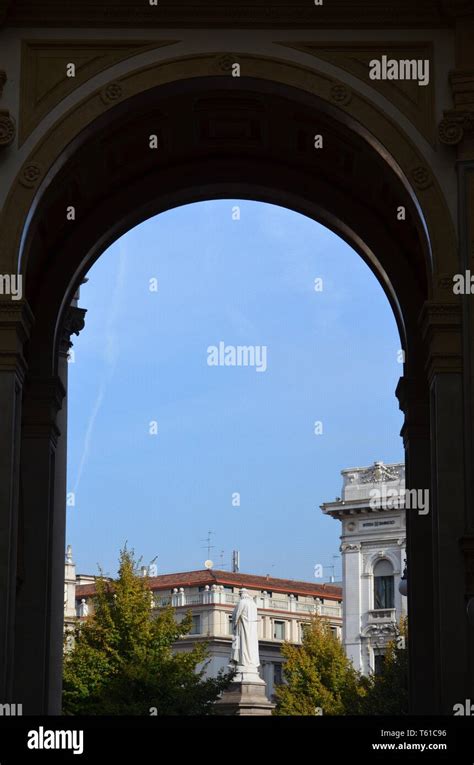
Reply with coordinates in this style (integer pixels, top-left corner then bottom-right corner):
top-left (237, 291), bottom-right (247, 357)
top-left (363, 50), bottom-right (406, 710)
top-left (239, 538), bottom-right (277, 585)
top-left (216, 677), bottom-right (275, 716)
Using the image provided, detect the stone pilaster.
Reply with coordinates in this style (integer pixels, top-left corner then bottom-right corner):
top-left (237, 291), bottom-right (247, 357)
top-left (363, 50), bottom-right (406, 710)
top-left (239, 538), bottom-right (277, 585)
top-left (13, 299), bottom-right (86, 714)
top-left (396, 375), bottom-right (434, 713)
top-left (418, 302), bottom-right (468, 712)
top-left (0, 300), bottom-right (33, 705)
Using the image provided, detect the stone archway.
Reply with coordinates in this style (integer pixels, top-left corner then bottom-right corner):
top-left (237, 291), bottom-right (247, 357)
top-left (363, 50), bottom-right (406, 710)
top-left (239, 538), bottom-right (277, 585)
top-left (0, 55), bottom-right (468, 715)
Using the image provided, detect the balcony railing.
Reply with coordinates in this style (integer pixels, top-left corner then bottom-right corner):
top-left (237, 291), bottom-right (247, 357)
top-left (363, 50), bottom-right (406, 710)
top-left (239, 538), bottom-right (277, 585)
top-left (367, 608), bottom-right (396, 624)
top-left (153, 590), bottom-right (341, 618)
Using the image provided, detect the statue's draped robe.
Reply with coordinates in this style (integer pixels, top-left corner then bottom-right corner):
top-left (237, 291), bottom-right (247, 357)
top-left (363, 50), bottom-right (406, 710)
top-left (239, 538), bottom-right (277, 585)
top-left (231, 594), bottom-right (260, 668)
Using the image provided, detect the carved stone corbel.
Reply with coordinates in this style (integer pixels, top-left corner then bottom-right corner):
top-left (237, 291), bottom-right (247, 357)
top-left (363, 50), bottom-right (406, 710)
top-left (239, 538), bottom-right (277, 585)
top-left (439, 70), bottom-right (474, 147)
top-left (59, 305), bottom-right (87, 356)
top-left (0, 108), bottom-right (15, 149)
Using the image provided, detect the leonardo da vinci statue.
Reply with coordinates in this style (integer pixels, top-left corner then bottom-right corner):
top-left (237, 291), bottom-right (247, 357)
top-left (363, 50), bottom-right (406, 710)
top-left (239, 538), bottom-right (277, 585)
top-left (231, 589), bottom-right (261, 680)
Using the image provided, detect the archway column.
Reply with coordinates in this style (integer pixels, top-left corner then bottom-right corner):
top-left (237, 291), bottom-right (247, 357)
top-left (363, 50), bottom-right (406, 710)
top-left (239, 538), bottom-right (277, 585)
top-left (420, 302), bottom-right (467, 713)
top-left (0, 301), bottom-right (32, 704)
top-left (457, 157), bottom-right (474, 699)
top-left (13, 375), bottom-right (65, 714)
top-left (13, 299), bottom-right (86, 715)
top-left (396, 374), bottom-right (435, 713)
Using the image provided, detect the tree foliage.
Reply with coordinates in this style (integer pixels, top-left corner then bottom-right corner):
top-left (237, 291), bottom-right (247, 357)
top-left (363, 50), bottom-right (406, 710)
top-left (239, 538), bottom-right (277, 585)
top-left (63, 548), bottom-right (233, 715)
top-left (273, 616), bottom-right (366, 715)
top-left (361, 616), bottom-right (409, 715)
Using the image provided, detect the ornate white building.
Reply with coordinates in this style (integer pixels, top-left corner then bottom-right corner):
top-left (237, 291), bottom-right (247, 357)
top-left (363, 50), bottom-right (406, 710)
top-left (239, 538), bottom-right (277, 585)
top-left (65, 555), bottom-right (342, 700)
top-left (321, 461), bottom-right (407, 676)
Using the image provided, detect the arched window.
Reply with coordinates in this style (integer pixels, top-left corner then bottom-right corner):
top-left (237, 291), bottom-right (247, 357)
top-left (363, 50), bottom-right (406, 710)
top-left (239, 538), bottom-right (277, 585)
top-left (373, 559), bottom-right (394, 609)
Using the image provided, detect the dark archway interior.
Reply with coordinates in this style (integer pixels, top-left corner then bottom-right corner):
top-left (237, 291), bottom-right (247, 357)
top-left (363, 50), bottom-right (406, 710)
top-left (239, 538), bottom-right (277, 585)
top-left (19, 77), bottom-right (430, 379)
top-left (14, 75), bottom-right (438, 713)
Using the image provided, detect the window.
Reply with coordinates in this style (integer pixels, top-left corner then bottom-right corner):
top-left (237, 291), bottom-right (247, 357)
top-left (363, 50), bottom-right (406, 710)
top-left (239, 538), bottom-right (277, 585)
top-left (330, 626), bottom-right (338, 639)
top-left (373, 560), bottom-right (395, 609)
top-left (374, 653), bottom-right (386, 675)
top-left (227, 615), bottom-right (233, 635)
top-left (190, 615), bottom-right (200, 634)
top-left (300, 622), bottom-right (311, 641)
top-left (273, 663), bottom-right (283, 686)
top-left (273, 620), bottom-right (285, 640)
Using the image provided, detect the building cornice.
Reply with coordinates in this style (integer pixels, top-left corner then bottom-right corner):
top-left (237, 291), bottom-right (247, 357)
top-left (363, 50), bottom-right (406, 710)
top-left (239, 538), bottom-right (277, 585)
top-left (1, 0), bottom-right (457, 29)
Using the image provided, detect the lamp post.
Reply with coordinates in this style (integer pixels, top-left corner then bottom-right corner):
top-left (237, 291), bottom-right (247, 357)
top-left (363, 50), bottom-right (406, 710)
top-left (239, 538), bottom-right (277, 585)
top-left (399, 559), bottom-right (407, 597)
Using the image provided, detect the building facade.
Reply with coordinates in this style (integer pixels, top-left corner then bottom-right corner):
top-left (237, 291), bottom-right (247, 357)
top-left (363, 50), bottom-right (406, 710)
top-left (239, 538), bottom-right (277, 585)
top-left (66, 558), bottom-right (342, 700)
top-left (321, 461), bottom-right (407, 676)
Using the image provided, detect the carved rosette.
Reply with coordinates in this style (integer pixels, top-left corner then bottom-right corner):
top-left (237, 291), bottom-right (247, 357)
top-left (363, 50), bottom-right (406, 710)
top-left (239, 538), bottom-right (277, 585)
top-left (19, 162), bottom-right (42, 188)
top-left (439, 112), bottom-right (474, 146)
top-left (218, 54), bottom-right (236, 73)
top-left (411, 166), bottom-right (432, 190)
top-left (100, 82), bottom-right (124, 106)
top-left (329, 83), bottom-right (352, 106)
top-left (210, 54), bottom-right (240, 75)
top-left (0, 110), bottom-right (15, 148)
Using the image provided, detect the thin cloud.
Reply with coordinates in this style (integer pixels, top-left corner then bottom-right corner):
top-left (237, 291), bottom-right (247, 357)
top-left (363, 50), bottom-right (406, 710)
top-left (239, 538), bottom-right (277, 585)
top-left (73, 240), bottom-right (127, 496)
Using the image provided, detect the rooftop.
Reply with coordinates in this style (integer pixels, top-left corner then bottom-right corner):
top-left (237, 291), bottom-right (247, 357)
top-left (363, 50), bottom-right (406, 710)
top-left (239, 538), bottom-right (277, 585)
top-left (76, 568), bottom-right (342, 600)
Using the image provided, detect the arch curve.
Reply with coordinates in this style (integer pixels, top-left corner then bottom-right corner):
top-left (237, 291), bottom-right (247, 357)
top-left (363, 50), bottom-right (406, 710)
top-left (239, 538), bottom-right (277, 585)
top-left (0, 55), bottom-right (457, 384)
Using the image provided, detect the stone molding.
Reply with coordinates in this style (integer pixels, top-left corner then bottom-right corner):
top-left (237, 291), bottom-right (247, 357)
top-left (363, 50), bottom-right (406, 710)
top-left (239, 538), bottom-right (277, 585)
top-left (419, 301), bottom-right (463, 378)
top-left (0, 52), bottom-right (457, 293)
top-left (0, 301), bottom-right (34, 380)
top-left (0, 1), bottom-right (455, 29)
top-left (19, 39), bottom-right (179, 144)
top-left (21, 376), bottom-right (66, 445)
top-left (278, 41), bottom-right (435, 143)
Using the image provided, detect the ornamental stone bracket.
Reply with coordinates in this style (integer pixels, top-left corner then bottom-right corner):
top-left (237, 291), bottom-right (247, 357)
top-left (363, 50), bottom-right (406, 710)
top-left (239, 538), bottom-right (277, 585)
top-left (0, 109), bottom-right (16, 149)
top-left (395, 376), bottom-right (430, 445)
top-left (439, 70), bottom-right (474, 153)
top-left (59, 305), bottom-right (87, 355)
top-left (0, 69), bottom-right (16, 150)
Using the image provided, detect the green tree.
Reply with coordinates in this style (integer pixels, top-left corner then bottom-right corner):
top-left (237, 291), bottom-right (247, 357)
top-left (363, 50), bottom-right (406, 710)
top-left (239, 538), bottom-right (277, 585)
top-left (362, 617), bottom-right (409, 715)
top-left (273, 616), bottom-right (366, 715)
top-left (63, 548), bottom-right (233, 715)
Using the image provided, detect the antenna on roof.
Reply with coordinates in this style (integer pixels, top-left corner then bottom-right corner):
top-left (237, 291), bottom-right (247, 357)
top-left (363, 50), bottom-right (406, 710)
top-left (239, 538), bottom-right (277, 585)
top-left (201, 530), bottom-right (215, 560)
top-left (232, 550), bottom-right (240, 573)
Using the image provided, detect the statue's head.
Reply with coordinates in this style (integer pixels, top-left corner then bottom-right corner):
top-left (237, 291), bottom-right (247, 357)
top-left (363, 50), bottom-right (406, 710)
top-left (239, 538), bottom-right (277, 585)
top-left (239, 588), bottom-right (250, 598)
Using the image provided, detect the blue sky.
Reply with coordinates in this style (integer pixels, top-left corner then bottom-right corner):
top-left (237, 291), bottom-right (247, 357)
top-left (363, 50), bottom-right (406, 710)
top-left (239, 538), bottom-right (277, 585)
top-left (66, 200), bottom-right (404, 582)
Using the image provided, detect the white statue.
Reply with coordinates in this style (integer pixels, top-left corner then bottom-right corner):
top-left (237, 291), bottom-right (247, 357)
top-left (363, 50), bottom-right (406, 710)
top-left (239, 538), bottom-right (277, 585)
top-left (78, 598), bottom-right (89, 617)
top-left (231, 589), bottom-right (261, 680)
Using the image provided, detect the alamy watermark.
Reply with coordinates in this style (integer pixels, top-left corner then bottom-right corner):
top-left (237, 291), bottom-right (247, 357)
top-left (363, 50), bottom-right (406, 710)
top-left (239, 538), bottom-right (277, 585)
top-left (453, 699), bottom-right (474, 715)
top-left (0, 274), bottom-right (22, 301)
top-left (207, 341), bottom-right (267, 372)
top-left (27, 726), bottom-right (83, 755)
top-left (369, 487), bottom-right (429, 515)
top-left (0, 702), bottom-right (22, 715)
top-left (369, 56), bottom-right (430, 87)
